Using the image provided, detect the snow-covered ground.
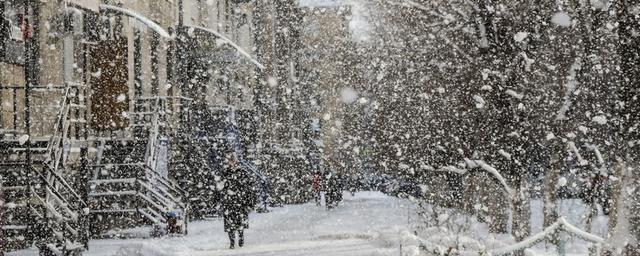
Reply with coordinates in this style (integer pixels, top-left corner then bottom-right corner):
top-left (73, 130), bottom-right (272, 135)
top-left (64, 192), bottom-right (412, 256)
top-left (8, 192), bottom-right (609, 256)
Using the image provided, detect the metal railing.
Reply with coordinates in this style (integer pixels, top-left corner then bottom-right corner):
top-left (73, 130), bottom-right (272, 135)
top-left (89, 163), bottom-right (188, 228)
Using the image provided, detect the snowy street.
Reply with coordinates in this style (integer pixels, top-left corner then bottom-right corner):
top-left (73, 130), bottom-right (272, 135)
top-left (86, 192), bottom-right (412, 256)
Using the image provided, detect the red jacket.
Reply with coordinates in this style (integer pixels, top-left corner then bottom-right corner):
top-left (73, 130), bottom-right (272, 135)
top-left (312, 175), bottom-right (321, 191)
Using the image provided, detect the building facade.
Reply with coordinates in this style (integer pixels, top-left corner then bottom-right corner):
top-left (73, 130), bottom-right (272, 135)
top-left (0, 0), bottom-right (273, 253)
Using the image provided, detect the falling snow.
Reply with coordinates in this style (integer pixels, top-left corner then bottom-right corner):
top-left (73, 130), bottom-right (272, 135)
top-left (1, 0), bottom-right (639, 255)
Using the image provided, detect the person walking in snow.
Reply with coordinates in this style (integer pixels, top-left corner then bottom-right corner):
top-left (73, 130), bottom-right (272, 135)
top-left (325, 172), bottom-right (341, 209)
top-left (221, 153), bottom-right (256, 249)
top-left (311, 172), bottom-right (322, 206)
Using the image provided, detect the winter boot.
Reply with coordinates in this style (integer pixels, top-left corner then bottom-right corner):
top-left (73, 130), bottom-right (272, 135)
top-left (228, 232), bottom-right (236, 249)
top-left (238, 230), bottom-right (245, 247)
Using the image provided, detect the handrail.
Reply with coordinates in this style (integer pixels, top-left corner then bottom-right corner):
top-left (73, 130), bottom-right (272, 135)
top-left (136, 180), bottom-right (183, 209)
top-left (40, 165), bottom-right (86, 207)
top-left (240, 160), bottom-right (269, 184)
top-left (92, 163), bottom-right (187, 203)
top-left (35, 165), bottom-right (87, 209)
top-left (45, 83), bottom-right (72, 165)
top-left (45, 82), bottom-right (86, 172)
top-left (144, 97), bottom-right (161, 168)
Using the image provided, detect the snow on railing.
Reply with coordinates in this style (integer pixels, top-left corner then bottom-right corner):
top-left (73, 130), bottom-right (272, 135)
top-left (486, 217), bottom-right (604, 256)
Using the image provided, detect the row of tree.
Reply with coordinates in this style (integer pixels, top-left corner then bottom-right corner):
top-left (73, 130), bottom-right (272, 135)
top-left (335, 0), bottom-right (639, 253)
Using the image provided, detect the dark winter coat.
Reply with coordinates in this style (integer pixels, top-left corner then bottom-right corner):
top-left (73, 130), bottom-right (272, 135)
top-left (221, 166), bottom-right (256, 232)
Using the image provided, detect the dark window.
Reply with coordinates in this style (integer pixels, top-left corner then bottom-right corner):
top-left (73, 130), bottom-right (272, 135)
top-left (83, 10), bottom-right (100, 43)
top-left (134, 29), bottom-right (142, 108)
top-left (151, 33), bottom-right (159, 96)
top-left (0, 0), bottom-right (26, 65)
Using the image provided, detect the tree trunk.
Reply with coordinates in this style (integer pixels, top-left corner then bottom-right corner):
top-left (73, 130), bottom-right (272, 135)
top-left (608, 0), bottom-right (640, 254)
top-left (485, 173), bottom-right (509, 234)
top-left (543, 154), bottom-right (560, 228)
top-left (512, 171), bottom-right (531, 241)
top-left (543, 152), bottom-right (561, 251)
top-left (511, 170), bottom-right (531, 256)
top-left (606, 161), bottom-right (640, 255)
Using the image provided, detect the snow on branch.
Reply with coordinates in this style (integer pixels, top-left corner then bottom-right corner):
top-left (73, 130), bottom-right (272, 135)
top-left (487, 217), bottom-right (605, 256)
top-left (587, 144), bottom-right (605, 166)
top-left (555, 57), bottom-right (582, 121)
top-left (558, 218), bottom-right (605, 244)
top-left (100, 5), bottom-right (172, 39)
top-left (567, 141), bottom-right (589, 166)
top-left (430, 159), bottom-right (513, 197)
top-left (488, 221), bottom-right (561, 256)
top-left (464, 159), bottom-right (514, 197)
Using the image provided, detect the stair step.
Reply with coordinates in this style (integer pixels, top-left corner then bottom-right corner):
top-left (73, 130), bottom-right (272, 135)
top-left (90, 209), bottom-right (138, 214)
top-left (129, 112), bottom-right (156, 115)
top-left (128, 124), bottom-right (151, 128)
top-left (0, 185), bottom-right (28, 191)
top-left (1, 225), bottom-right (29, 230)
top-left (89, 190), bottom-right (137, 197)
top-left (89, 178), bottom-right (137, 184)
top-left (3, 147), bottom-right (49, 152)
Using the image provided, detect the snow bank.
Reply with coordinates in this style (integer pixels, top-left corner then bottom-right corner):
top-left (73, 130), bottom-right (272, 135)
top-left (111, 243), bottom-right (172, 256)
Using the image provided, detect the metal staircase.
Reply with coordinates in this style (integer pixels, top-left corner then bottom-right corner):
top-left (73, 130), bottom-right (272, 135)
top-left (1, 82), bottom-right (89, 255)
top-left (88, 97), bottom-right (189, 236)
top-left (0, 162), bottom-right (34, 251)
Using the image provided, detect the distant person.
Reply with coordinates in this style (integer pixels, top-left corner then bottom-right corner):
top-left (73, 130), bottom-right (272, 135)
top-left (311, 172), bottom-right (322, 206)
top-left (325, 173), bottom-right (341, 209)
top-left (221, 153), bottom-right (256, 249)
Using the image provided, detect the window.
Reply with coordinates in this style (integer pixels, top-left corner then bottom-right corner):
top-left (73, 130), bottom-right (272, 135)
top-left (0, 0), bottom-right (28, 64)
